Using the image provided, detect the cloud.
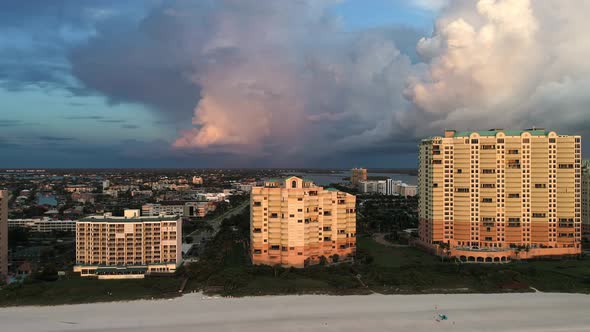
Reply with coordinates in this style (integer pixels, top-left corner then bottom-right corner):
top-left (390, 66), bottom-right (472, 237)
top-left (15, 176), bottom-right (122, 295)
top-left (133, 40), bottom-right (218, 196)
top-left (54, 0), bottom-right (590, 165)
top-left (0, 120), bottom-right (26, 127)
top-left (401, 0), bottom-right (590, 141)
top-left (63, 115), bottom-right (105, 120)
top-left (121, 124), bottom-right (139, 129)
top-left (69, 0), bottom-right (418, 161)
top-left (37, 135), bottom-right (76, 141)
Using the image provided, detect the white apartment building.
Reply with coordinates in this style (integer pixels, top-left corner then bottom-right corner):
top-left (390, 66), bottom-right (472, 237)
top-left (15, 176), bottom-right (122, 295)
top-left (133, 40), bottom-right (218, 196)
top-left (74, 210), bottom-right (182, 279)
top-left (359, 179), bottom-right (417, 197)
top-left (8, 218), bottom-right (77, 233)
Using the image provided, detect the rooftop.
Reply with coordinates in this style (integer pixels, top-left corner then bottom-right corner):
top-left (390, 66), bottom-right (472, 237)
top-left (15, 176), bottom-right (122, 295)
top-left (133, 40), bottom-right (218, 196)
top-left (453, 128), bottom-right (552, 137)
top-left (79, 215), bottom-right (179, 223)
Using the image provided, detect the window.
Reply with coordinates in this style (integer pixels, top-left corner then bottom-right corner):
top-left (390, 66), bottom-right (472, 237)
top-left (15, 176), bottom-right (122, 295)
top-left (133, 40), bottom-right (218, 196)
top-left (270, 245), bottom-right (280, 250)
top-left (508, 193), bottom-right (520, 198)
top-left (481, 183), bottom-right (496, 189)
top-left (471, 139), bottom-right (479, 144)
top-left (482, 169), bottom-right (495, 174)
top-left (253, 228), bottom-right (262, 233)
top-left (508, 149), bottom-right (519, 155)
top-left (481, 198), bottom-right (493, 203)
top-left (456, 188), bottom-right (470, 193)
top-left (535, 184), bottom-right (547, 189)
top-left (497, 138), bottom-right (505, 143)
top-left (532, 213), bottom-right (546, 218)
top-left (549, 138), bottom-right (556, 143)
top-left (482, 145), bottom-right (495, 150)
top-left (292, 180), bottom-right (297, 188)
top-left (433, 160), bottom-right (442, 164)
top-left (558, 164), bottom-right (574, 169)
top-left (523, 138), bottom-right (530, 143)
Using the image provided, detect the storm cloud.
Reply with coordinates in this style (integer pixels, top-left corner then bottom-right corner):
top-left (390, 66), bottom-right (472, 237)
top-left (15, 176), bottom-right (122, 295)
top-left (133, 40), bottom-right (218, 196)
top-left (66, 0), bottom-right (590, 164)
top-left (1, 0), bottom-right (586, 167)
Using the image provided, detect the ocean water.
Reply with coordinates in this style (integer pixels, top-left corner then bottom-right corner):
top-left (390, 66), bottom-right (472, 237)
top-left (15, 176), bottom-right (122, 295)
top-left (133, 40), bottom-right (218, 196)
top-left (287, 172), bottom-right (417, 186)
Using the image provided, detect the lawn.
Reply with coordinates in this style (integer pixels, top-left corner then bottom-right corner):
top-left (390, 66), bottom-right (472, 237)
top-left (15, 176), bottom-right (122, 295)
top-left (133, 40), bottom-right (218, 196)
top-left (356, 236), bottom-right (590, 294)
top-left (356, 236), bottom-right (440, 267)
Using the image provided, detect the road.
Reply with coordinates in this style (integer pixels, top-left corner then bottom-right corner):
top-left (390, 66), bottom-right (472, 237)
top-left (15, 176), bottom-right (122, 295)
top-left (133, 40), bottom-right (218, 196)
top-left (186, 201), bottom-right (249, 243)
top-left (373, 233), bottom-right (409, 248)
top-left (2, 293), bottom-right (590, 332)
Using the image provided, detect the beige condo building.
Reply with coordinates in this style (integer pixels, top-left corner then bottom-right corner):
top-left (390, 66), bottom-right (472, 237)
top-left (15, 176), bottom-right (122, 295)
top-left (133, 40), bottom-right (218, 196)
top-left (419, 129), bottom-right (582, 262)
top-left (351, 168), bottom-right (368, 188)
top-left (582, 160), bottom-right (590, 240)
top-left (251, 177), bottom-right (356, 268)
top-left (0, 190), bottom-right (8, 278)
top-left (74, 210), bottom-right (182, 279)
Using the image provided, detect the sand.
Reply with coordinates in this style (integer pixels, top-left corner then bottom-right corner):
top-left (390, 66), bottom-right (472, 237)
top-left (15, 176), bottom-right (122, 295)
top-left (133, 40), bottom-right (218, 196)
top-left (2, 292), bottom-right (590, 332)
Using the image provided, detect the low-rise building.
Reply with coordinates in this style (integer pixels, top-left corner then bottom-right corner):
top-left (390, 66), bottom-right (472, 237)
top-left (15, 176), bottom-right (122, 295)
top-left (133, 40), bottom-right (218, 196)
top-left (65, 185), bottom-right (94, 193)
top-left (142, 201), bottom-right (215, 218)
top-left (192, 176), bottom-right (204, 185)
top-left (8, 218), bottom-right (77, 233)
top-left (74, 210), bottom-right (182, 279)
top-left (131, 190), bottom-right (153, 197)
top-left (359, 179), bottom-right (417, 197)
top-left (142, 202), bottom-right (184, 216)
top-left (399, 183), bottom-right (418, 197)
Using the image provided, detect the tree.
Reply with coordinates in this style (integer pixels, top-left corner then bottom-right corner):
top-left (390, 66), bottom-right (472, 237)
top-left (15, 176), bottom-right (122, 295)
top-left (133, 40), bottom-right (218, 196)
top-left (331, 254), bottom-right (340, 263)
top-left (35, 264), bottom-right (59, 282)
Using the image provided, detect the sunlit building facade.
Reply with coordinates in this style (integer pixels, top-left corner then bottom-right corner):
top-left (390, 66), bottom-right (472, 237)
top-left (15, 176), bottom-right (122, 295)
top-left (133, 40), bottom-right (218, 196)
top-left (74, 210), bottom-right (182, 279)
top-left (0, 190), bottom-right (8, 278)
top-left (419, 129), bottom-right (582, 262)
top-left (251, 177), bottom-right (356, 268)
top-left (582, 160), bottom-right (590, 240)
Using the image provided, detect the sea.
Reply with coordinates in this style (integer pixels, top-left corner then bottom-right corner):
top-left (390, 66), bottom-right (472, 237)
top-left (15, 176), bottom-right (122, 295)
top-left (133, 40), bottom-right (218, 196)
top-left (286, 172), bottom-right (417, 186)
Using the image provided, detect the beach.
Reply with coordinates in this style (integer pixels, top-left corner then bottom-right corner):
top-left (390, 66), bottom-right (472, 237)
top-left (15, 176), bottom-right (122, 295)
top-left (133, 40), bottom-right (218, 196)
top-left (2, 292), bottom-right (589, 332)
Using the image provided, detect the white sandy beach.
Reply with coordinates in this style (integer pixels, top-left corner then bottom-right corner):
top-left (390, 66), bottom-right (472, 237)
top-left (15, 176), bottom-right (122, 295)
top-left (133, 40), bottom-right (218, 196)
top-left (2, 293), bottom-right (590, 332)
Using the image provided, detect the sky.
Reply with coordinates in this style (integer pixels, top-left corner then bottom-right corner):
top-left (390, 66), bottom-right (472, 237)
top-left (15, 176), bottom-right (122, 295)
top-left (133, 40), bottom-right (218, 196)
top-left (0, 0), bottom-right (589, 168)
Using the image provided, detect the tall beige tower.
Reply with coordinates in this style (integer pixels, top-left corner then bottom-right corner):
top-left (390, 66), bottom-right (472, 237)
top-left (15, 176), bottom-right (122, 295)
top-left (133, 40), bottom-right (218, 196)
top-left (350, 168), bottom-right (368, 188)
top-left (0, 190), bottom-right (8, 277)
top-left (582, 160), bottom-right (590, 240)
top-left (419, 129), bottom-right (582, 262)
top-left (251, 177), bottom-right (356, 268)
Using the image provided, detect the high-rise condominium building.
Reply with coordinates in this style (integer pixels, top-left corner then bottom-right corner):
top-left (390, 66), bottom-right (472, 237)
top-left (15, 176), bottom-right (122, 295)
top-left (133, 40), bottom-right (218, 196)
top-left (350, 168), bottom-right (367, 188)
top-left (74, 210), bottom-right (182, 279)
top-left (251, 177), bottom-right (356, 268)
top-left (419, 129), bottom-right (582, 262)
top-left (582, 160), bottom-right (590, 240)
top-left (0, 190), bottom-right (8, 278)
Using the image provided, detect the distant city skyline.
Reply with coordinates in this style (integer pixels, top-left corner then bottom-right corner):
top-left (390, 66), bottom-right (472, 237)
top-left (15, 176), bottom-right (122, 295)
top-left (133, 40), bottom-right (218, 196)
top-left (1, 0), bottom-right (589, 168)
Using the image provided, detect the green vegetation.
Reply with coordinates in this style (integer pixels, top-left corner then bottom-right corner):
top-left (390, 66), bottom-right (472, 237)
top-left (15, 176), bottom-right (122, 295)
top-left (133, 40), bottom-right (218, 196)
top-left (357, 195), bottom-right (418, 235)
top-left (355, 237), bottom-right (590, 294)
top-left (0, 275), bottom-right (181, 307)
top-left (2, 202), bottom-right (588, 307)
